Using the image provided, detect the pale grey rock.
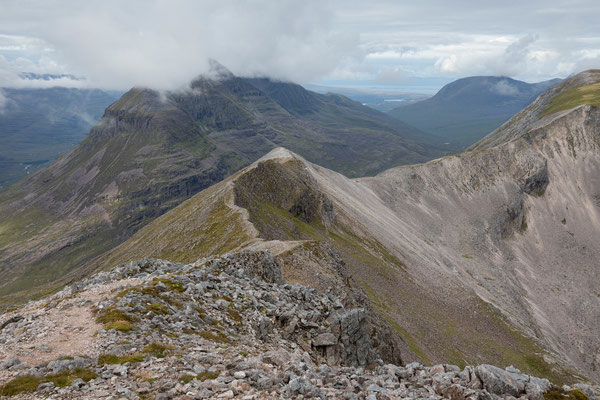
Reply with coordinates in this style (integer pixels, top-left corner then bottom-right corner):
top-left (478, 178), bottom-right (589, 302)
top-left (1, 358), bottom-right (20, 369)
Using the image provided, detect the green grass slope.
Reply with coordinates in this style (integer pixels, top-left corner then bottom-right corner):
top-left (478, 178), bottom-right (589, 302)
top-left (542, 81), bottom-right (600, 117)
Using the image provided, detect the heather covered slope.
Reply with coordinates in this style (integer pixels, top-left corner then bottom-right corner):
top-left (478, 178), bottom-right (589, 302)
top-left (0, 66), bottom-right (447, 305)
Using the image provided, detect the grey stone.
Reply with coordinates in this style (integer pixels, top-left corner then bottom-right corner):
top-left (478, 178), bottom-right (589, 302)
top-left (2, 358), bottom-right (20, 369)
top-left (37, 382), bottom-right (55, 393)
top-left (313, 332), bottom-right (337, 347)
top-left (476, 365), bottom-right (522, 397)
top-left (233, 371), bottom-right (246, 379)
top-left (70, 378), bottom-right (85, 388)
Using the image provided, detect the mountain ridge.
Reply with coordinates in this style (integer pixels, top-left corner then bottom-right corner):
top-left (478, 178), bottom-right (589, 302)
top-left (94, 92), bottom-right (600, 382)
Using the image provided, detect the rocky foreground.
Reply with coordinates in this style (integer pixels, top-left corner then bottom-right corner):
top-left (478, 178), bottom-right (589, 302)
top-left (0, 251), bottom-right (596, 399)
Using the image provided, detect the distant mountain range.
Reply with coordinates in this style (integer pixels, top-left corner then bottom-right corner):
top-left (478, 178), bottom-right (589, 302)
top-left (0, 87), bottom-right (122, 187)
top-left (388, 76), bottom-right (562, 148)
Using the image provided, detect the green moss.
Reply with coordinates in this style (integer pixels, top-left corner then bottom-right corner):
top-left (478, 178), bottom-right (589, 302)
top-left (194, 306), bottom-right (206, 318)
top-left (227, 306), bottom-right (242, 324)
top-left (98, 353), bottom-right (144, 365)
top-left (96, 307), bottom-right (138, 324)
top-left (520, 215), bottom-right (528, 233)
top-left (142, 342), bottom-right (175, 358)
top-left (198, 371), bottom-right (220, 381)
top-left (152, 278), bottom-right (185, 293)
top-left (545, 388), bottom-right (588, 400)
top-left (542, 82), bottom-right (600, 117)
top-left (180, 375), bottom-right (195, 384)
top-left (145, 303), bottom-right (169, 315)
top-left (105, 320), bottom-right (134, 332)
top-left (179, 371), bottom-right (219, 383)
top-left (199, 330), bottom-right (232, 344)
top-left (0, 368), bottom-right (98, 396)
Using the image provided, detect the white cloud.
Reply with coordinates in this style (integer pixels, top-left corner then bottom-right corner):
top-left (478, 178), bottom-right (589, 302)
top-left (0, 0), bottom-right (599, 90)
top-left (375, 66), bottom-right (407, 82)
top-left (492, 80), bottom-right (520, 96)
top-left (0, 89), bottom-right (6, 113)
top-left (0, 0), bottom-right (361, 89)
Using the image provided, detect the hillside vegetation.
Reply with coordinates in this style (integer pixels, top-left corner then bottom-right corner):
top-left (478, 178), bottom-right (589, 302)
top-left (542, 81), bottom-right (600, 117)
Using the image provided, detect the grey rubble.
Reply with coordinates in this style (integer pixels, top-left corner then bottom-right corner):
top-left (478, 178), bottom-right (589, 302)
top-left (0, 250), bottom-right (596, 399)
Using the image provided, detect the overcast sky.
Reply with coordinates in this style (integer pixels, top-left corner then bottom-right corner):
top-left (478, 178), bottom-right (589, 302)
top-left (0, 0), bottom-right (599, 92)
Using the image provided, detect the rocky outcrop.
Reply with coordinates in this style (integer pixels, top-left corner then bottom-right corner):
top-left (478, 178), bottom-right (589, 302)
top-left (474, 365), bottom-right (551, 399)
top-left (2, 250), bottom-right (595, 399)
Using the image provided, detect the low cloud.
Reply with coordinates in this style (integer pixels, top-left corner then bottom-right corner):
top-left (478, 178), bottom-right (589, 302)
top-left (492, 80), bottom-right (521, 96)
top-left (0, 0), bottom-right (360, 90)
top-left (0, 89), bottom-right (6, 113)
top-left (374, 66), bottom-right (407, 83)
top-left (0, 1), bottom-right (599, 90)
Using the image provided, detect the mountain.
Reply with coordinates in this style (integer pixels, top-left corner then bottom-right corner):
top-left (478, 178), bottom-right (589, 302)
top-left (94, 71), bottom-right (600, 383)
top-left (0, 87), bottom-right (122, 187)
top-left (0, 63), bottom-right (450, 306)
top-left (388, 76), bottom-right (562, 148)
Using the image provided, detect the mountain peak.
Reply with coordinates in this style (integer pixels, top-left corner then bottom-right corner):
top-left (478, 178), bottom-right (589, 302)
top-left (257, 147), bottom-right (298, 162)
top-left (206, 58), bottom-right (235, 80)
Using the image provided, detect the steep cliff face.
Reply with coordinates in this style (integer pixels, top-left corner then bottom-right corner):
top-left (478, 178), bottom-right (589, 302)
top-left (352, 105), bottom-right (600, 381)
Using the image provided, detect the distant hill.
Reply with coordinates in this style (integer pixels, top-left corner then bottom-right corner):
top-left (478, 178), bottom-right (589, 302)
top-left (0, 87), bottom-right (122, 187)
top-left (388, 76), bottom-right (561, 148)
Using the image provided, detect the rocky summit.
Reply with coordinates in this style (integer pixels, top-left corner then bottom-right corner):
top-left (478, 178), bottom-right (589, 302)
top-left (1, 250), bottom-right (596, 399)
